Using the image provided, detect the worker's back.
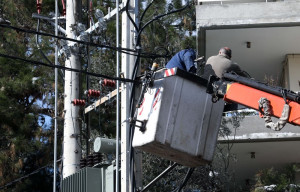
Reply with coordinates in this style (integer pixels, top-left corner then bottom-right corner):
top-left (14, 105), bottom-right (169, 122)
top-left (165, 49), bottom-right (196, 73)
top-left (207, 55), bottom-right (235, 77)
top-left (202, 54), bottom-right (243, 79)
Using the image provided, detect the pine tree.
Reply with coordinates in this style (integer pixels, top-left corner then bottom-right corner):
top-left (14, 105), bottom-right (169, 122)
top-left (0, 0), bottom-right (200, 191)
top-left (0, 0), bottom-right (61, 191)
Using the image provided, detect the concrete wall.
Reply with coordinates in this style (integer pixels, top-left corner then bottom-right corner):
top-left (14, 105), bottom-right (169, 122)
top-left (195, 1), bottom-right (300, 70)
top-left (285, 54), bottom-right (300, 92)
top-left (218, 115), bottom-right (300, 142)
top-left (195, 2), bottom-right (300, 189)
top-left (196, 1), bottom-right (300, 28)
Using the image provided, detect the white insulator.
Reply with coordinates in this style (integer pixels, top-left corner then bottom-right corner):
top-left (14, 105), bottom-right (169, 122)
top-left (77, 23), bottom-right (86, 33)
top-left (95, 9), bottom-right (104, 19)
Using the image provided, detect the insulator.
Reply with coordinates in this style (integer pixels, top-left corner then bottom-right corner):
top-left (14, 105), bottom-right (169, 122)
top-left (87, 89), bottom-right (100, 97)
top-left (102, 79), bottom-right (116, 88)
top-left (87, 154), bottom-right (94, 167)
top-left (93, 152), bottom-right (103, 165)
top-left (95, 9), bottom-right (104, 19)
top-left (80, 32), bottom-right (89, 42)
top-left (80, 158), bottom-right (87, 169)
top-left (72, 99), bottom-right (86, 106)
top-left (61, 0), bottom-right (66, 16)
top-left (77, 23), bottom-right (86, 33)
top-left (36, 3), bottom-right (42, 14)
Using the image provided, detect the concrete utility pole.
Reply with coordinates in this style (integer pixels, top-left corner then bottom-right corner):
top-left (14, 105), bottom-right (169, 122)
top-left (53, 0), bottom-right (58, 190)
top-left (116, 0), bottom-right (120, 191)
top-left (121, 0), bottom-right (138, 191)
top-left (63, 0), bottom-right (81, 178)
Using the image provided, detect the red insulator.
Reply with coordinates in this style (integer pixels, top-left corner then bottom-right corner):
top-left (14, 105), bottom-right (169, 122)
top-left (36, 0), bottom-right (42, 14)
top-left (102, 79), bottom-right (116, 88)
top-left (72, 99), bottom-right (86, 106)
top-left (61, 0), bottom-right (66, 16)
top-left (88, 89), bottom-right (92, 97)
top-left (87, 89), bottom-right (101, 97)
top-left (72, 99), bottom-right (77, 105)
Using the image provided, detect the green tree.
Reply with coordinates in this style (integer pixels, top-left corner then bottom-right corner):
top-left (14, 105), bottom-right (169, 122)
top-left (0, 0), bottom-right (62, 191)
top-left (253, 165), bottom-right (299, 192)
top-left (0, 0), bottom-right (197, 191)
top-left (138, 0), bottom-right (196, 70)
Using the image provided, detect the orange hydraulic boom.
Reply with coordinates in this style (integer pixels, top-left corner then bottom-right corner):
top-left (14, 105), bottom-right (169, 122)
top-left (224, 82), bottom-right (300, 126)
top-left (208, 73), bottom-right (300, 128)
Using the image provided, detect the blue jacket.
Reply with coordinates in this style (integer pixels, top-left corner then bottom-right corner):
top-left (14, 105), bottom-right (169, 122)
top-left (165, 49), bottom-right (196, 72)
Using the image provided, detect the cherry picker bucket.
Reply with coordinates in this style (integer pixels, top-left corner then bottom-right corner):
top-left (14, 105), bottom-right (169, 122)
top-left (132, 68), bottom-right (224, 167)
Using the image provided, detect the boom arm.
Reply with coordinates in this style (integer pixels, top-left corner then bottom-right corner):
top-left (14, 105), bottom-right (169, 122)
top-left (209, 73), bottom-right (300, 127)
top-left (224, 82), bottom-right (300, 126)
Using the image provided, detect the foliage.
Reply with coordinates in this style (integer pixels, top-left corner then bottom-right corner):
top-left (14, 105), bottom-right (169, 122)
top-left (207, 112), bottom-right (245, 192)
top-left (142, 152), bottom-right (221, 192)
top-left (252, 164), bottom-right (300, 192)
top-left (0, 0), bottom-right (198, 191)
top-left (0, 0), bottom-right (62, 191)
top-left (79, 0), bottom-right (120, 154)
top-left (138, 0), bottom-right (196, 70)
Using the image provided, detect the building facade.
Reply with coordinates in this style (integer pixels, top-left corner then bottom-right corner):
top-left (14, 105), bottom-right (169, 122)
top-left (195, 0), bottom-right (300, 189)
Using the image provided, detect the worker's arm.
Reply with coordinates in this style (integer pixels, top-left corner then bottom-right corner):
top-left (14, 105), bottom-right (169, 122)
top-left (228, 63), bottom-right (249, 77)
top-left (183, 51), bottom-right (196, 73)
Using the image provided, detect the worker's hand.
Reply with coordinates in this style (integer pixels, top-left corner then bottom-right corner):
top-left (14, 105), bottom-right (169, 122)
top-left (189, 66), bottom-right (196, 74)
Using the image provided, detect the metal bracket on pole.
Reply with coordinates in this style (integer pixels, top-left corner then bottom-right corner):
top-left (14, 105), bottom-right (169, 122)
top-left (84, 88), bottom-right (122, 114)
top-left (32, 13), bottom-right (66, 34)
top-left (65, 2), bottom-right (126, 48)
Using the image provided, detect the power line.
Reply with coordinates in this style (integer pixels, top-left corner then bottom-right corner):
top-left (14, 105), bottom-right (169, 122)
top-left (0, 159), bottom-right (62, 191)
top-left (0, 24), bottom-right (170, 59)
top-left (0, 53), bottom-right (138, 83)
top-left (125, 0), bottom-right (191, 187)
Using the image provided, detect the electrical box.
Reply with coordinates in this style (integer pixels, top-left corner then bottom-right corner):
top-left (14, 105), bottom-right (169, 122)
top-left (132, 68), bottom-right (224, 167)
top-left (60, 165), bottom-right (115, 192)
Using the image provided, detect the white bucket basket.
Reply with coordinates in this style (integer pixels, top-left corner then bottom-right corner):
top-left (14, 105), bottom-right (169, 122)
top-left (132, 68), bottom-right (224, 167)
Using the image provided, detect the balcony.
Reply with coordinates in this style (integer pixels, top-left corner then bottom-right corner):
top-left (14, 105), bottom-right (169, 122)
top-left (216, 114), bottom-right (300, 189)
top-left (195, 0), bottom-right (300, 90)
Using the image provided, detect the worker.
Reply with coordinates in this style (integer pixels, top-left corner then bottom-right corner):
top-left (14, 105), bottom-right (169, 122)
top-left (203, 47), bottom-right (247, 112)
top-left (202, 47), bottom-right (245, 79)
top-left (165, 48), bottom-right (203, 73)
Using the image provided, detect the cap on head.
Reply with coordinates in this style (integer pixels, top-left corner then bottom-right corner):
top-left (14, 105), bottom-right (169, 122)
top-left (219, 47), bottom-right (232, 59)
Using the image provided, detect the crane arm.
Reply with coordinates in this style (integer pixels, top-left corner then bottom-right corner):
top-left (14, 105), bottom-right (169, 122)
top-left (224, 82), bottom-right (300, 126)
top-left (207, 73), bottom-right (300, 127)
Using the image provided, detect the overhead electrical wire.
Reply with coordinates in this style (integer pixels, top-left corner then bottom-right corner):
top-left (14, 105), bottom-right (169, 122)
top-left (0, 1), bottom-right (191, 191)
top-left (129, 1), bottom-right (190, 107)
top-left (0, 24), bottom-right (170, 59)
top-left (172, 168), bottom-right (195, 192)
top-left (36, 18), bottom-right (65, 82)
top-left (0, 159), bottom-right (62, 190)
top-left (125, 1), bottom-right (191, 191)
top-left (36, 19), bottom-right (53, 66)
top-left (125, 1), bottom-right (140, 191)
top-left (0, 53), bottom-right (138, 84)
